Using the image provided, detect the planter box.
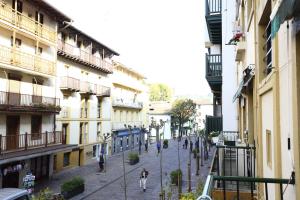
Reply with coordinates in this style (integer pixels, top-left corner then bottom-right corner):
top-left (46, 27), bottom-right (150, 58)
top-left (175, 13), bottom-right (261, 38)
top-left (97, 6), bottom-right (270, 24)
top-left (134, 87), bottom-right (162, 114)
top-left (129, 158), bottom-right (139, 165)
top-left (163, 144), bottom-right (168, 149)
top-left (224, 140), bottom-right (235, 146)
top-left (62, 184), bottom-right (84, 199)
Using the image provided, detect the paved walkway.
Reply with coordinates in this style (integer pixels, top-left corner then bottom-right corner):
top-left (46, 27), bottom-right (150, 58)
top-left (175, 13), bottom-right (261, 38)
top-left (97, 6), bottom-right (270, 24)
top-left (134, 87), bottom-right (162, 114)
top-left (36, 138), bottom-right (215, 200)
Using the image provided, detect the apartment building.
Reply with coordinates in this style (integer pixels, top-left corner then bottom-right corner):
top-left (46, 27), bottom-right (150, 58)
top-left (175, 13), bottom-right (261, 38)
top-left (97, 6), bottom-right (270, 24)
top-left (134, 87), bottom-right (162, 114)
top-left (55, 25), bottom-right (119, 171)
top-left (0, 0), bottom-right (76, 188)
top-left (110, 62), bottom-right (148, 154)
top-left (193, 99), bottom-right (213, 130)
top-left (198, 0), bottom-right (300, 199)
top-left (204, 0), bottom-right (238, 135)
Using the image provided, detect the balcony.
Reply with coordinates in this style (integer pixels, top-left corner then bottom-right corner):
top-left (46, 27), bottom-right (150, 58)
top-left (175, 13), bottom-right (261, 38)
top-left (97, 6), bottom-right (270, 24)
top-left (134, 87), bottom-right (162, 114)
top-left (206, 54), bottom-right (222, 92)
top-left (0, 91), bottom-right (60, 113)
top-left (79, 81), bottom-right (96, 95)
top-left (60, 76), bottom-right (80, 92)
top-left (197, 145), bottom-right (295, 200)
top-left (57, 39), bottom-right (113, 73)
top-left (96, 85), bottom-right (110, 97)
top-left (206, 115), bottom-right (222, 136)
top-left (112, 98), bottom-right (143, 110)
top-left (60, 107), bottom-right (69, 118)
top-left (0, 45), bottom-right (55, 76)
top-left (0, 3), bottom-right (56, 43)
top-left (112, 121), bottom-right (142, 130)
top-left (205, 0), bottom-right (222, 44)
top-left (0, 131), bottom-right (63, 154)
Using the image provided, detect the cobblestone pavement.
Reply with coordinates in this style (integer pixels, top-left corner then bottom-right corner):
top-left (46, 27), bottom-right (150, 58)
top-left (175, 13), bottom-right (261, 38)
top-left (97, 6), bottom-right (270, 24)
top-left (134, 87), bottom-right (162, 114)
top-left (36, 138), bottom-right (215, 200)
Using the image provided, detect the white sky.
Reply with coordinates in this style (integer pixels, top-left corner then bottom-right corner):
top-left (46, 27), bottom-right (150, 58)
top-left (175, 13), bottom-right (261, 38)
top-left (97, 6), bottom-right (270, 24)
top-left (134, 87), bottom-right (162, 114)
top-left (47, 0), bottom-right (211, 97)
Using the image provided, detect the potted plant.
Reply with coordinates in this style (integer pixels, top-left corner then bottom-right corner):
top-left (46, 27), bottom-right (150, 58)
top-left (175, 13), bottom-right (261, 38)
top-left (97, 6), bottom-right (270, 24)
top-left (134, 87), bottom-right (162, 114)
top-left (61, 176), bottom-right (85, 199)
top-left (209, 131), bottom-right (220, 144)
top-left (170, 169), bottom-right (182, 186)
top-left (128, 152), bottom-right (139, 165)
top-left (163, 139), bottom-right (168, 148)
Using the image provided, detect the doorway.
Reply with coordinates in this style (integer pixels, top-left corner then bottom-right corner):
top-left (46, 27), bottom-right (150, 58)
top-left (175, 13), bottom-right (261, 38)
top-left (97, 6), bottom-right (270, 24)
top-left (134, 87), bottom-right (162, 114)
top-left (62, 124), bottom-right (68, 144)
top-left (6, 115), bottom-right (20, 150)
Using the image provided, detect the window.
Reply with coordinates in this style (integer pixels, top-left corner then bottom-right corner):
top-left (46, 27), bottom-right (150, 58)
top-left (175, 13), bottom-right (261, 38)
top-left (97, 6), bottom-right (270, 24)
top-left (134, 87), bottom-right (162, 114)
top-left (266, 129), bottom-right (272, 167)
top-left (35, 11), bottom-right (44, 24)
top-left (263, 21), bottom-right (272, 74)
top-left (35, 47), bottom-right (43, 55)
top-left (12, 0), bottom-right (23, 13)
top-left (63, 152), bottom-right (70, 167)
top-left (31, 115), bottom-right (42, 140)
top-left (11, 37), bottom-right (21, 48)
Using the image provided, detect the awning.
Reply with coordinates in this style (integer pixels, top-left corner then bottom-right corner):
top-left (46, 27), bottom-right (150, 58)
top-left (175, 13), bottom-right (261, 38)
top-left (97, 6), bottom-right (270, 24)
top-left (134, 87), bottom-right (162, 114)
top-left (232, 65), bottom-right (255, 102)
top-left (271, 0), bottom-right (300, 38)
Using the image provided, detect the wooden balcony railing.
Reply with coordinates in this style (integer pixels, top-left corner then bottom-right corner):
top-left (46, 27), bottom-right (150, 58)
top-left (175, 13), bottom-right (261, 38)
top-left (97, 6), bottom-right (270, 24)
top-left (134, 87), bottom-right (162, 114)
top-left (206, 0), bottom-right (222, 16)
top-left (206, 54), bottom-right (222, 78)
top-left (0, 131), bottom-right (62, 154)
top-left (60, 76), bottom-right (80, 91)
top-left (0, 3), bottom-right (57, 43)
top-left (58, 39), bottom-right (113, 73)
top-left (0, 91), bottom-right (60, 112)
top-left (96, 85), bottom-right (110, 97)
top-left (0, 45), bottom-right (55, 76)
top-left (80, 81), bottom-right (96, 94)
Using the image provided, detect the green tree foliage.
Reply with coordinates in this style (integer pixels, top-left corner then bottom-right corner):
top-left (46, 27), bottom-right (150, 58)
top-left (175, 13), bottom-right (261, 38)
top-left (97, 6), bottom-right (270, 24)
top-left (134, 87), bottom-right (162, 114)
top-left (149, 83), bottom-right (172, 101)
top-left (171, 99), bottom-right (196, 137)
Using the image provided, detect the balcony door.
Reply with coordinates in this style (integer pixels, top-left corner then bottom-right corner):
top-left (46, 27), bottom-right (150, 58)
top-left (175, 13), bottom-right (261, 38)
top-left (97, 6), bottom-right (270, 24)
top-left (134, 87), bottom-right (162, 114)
top-left (32, 79), bottom-right (43, 104)
top-left (62, 123), bottom-right (68, 144)
top-left (8, 74), bottom-right (21, 105)
top-left (6, 115), bottom-right (20, 150)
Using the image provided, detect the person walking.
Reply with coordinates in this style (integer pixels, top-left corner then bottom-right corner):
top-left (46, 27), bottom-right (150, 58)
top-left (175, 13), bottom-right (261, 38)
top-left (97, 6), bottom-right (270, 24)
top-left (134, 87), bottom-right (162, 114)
top-left (140, 168), bottom-right (149, 192)
top-left (145, 140), bottom-right (148, 152)
top-left (184, 138), bottom-right (188, 149)
top-left (157, 140), bottom-right (161, 155)
top-left (99, 154), bottom-right (104, 172)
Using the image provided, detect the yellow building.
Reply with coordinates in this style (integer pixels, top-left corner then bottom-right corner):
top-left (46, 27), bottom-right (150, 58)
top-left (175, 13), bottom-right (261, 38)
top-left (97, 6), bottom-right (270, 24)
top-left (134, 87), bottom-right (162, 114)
top-left (110, 62), bottom-right (149, 154)
top-left (55, 25), bottom-right (119, 172)
top-left (233, 0), bottom-right (300, 199)
top-left (200, 0), bottom-right (300, 199)
top-left (0, 0), bottom-right (76, 188)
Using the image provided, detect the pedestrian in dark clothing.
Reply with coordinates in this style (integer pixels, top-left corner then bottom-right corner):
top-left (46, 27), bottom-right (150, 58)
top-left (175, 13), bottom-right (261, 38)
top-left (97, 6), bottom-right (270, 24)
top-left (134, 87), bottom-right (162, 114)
top-left (145, 140), bottom-right (148, 152)
top-left (184, 138), bottom-right (188, 149)
top-left (190, 141), bottom-right (193, 153)
top-left (157, 141), bottom-right (161, 154)
top-left (139, 140), bottom-right (142, 154)
top-left (99, 154), bottom-right (104, 172)
top-left (195, 140), bottom-right (199, 151)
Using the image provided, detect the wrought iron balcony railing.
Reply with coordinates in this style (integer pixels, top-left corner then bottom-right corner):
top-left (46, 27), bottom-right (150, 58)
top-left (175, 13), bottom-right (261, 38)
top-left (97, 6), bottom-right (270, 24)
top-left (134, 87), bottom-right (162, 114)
top-left (0, 131), bottom-right (63, 154)
top-left (0, 3), bottom-right (57, 43)
top-left (0, 45), bottom-right (55, 76)
top-left (0, 91), bottom-right (60, 112)
top-left (60, 76), bottom-right (80, 92)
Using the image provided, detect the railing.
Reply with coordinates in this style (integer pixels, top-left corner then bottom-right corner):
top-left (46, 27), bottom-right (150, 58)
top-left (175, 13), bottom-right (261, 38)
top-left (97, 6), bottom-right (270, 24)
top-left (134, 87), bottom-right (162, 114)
top-left (96, 85), bottom-right (110, 97)
top-left (60, 76), bottom-right (80, 91)
top-left (216, 145), bottom-right (256, 178)
top-left (0, 131), bottom-right (62, 154)
top-left (112, 98), bottom-right (143, 109)
top-left (218, 131), bottom-right (239, 146)
top-left (197, 175), bottom-right (295, 200)
top-left (0, 91), bottom-right (59, 108)
top-left (80, 81), bottom-right (96, 94)
top-left (0, 3), bottom-right (56, 43)
top-left (58, 39), bottom-right (113, 72)
top-left (0, 45), bottom-right (55, 76)
top-left (206, 0), bottom-right (222, 16)
top-left (206, 54), bottom-right (222, 78)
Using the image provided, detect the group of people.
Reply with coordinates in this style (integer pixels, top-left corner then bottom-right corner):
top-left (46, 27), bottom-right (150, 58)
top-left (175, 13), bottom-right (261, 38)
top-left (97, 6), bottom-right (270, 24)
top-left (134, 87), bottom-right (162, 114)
top-left (183, 138), bottom-right (200, 153)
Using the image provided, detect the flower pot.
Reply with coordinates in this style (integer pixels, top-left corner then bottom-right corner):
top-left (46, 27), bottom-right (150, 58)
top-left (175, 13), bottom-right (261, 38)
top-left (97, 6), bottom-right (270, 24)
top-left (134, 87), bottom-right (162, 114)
top-left (163, 144), bottom-right (168, 149)
top-left (129, 158), bottom-right (139, 165)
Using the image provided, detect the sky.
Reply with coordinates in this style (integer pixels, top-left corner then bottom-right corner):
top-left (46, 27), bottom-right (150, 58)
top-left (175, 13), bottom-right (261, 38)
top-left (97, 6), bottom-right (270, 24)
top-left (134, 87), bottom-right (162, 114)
top-left (47, 0), bottom-right (211, 97)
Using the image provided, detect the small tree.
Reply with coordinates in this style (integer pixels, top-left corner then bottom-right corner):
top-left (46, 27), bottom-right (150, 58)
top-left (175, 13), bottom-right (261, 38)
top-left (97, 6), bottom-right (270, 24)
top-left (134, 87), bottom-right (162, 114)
top-left (171, 99), bottom-right (196, 137)
top-left (149, 83), bottom-right (172, 101)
